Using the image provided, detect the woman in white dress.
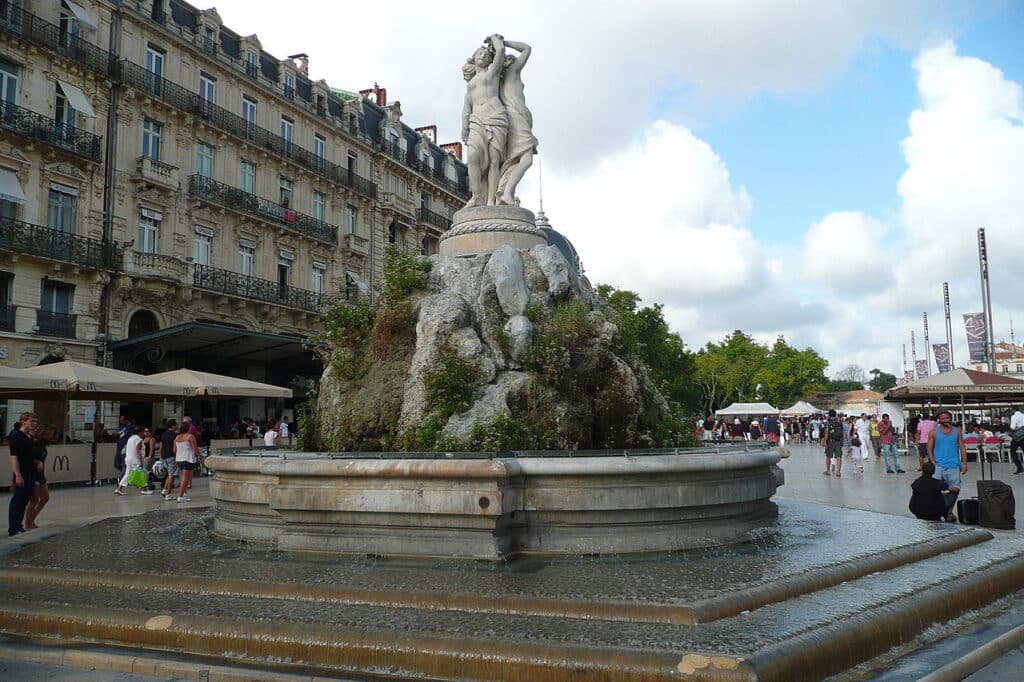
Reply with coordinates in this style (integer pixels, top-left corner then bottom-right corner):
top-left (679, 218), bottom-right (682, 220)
top-left (173, 428), bottom-right (199, 502)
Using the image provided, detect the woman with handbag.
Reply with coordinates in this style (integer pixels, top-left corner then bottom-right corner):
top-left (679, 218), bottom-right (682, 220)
top-left (115, 426), bottom-right (154, 496)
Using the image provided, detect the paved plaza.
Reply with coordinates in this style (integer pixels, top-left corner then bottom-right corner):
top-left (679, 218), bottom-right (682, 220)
top-left (0, 447), bottom-right (1022, 680)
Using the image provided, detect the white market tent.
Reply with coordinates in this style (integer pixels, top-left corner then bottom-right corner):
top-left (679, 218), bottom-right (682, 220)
top-left (149, 368), bottom-right (292, 399)
top-left (715, 402), bottom-right (779, 417)
top-left (781, 400), bottom-right (821, 416)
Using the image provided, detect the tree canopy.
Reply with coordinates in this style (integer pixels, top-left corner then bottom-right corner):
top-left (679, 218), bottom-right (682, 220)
top-left (868, 368), bottom-right (897, 393)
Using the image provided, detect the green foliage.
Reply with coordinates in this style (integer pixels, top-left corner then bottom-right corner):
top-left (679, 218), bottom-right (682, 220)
top-left (321, 300), bottom-right (374, 351)
top-left (826, 379), bottom-right (864, 392)
top-left (382, 246), bottom-right (431, 303)
top-left (423, 346), bottom-right (481, 419)
top-left (868, 368), bottom-right (897, 393)
top-left (295, 402), bottom-right (316, 452)
top-left (370, 300), bottom-right (417, 359)
top-left (523, 299), bottom-right (596, 393)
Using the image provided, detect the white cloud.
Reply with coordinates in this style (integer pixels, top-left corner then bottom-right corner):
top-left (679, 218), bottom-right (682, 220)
top-left (802, 212), bottom-right (892, 294)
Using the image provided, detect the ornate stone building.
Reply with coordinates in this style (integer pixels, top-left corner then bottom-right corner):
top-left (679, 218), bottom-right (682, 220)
top-left (0, 0), bottom-right (467, 435)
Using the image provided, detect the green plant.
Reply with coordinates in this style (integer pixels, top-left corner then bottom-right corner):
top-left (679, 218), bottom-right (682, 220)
top-left (295, 403), bottom-right (317, 451)
top-left (523, 300), bottom-right (596, 393)
top-left (321, 300), bottom-right (374, 351)
top-left (492, 327), bottom-right (511, 356)
top-left (371, 300), bottom-right (417, 359)
top-left (423, 346), bottom-right (481, 418)
top-left (382, 246), bottom-right (431, 303)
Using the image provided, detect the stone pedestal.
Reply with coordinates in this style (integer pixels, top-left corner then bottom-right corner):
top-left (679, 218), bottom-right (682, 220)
top-left (439, 205), bottom-right (547, 257)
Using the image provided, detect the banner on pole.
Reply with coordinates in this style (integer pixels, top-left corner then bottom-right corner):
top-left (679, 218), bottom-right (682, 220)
top-left (903, 370), bottom-right (914, 383)
top-left (915, 360), bottom-right (929, 379)
top-left (933, 343), bottom-right (951, 373)
top-left (963, 312), bottom-right (988, 363)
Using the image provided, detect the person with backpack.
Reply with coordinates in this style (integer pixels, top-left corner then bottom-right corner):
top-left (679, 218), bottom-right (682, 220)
top-left (822, 409), bottom-right (844, 477)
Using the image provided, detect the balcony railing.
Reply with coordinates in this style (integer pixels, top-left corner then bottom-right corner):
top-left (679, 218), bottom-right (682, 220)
top-left (0, 216), bottom-right (121, 270)
top-left (0, 100), bottom-right (102, 162)
top-left (123, 250), bottom-right (191, 283)
top-left (188, 175), bottom-right (338, 244)
top-left (193, 263), bottom-right (324, 312)
top-left (119, 60), bottom-right (376, 199)
top-left (0, 304), bottom-right (15, 332)
top-left (134, 156), bottom-right (180, 190)
top-left (36, 310), bottom-right (76, 339)
top-left (418, 207), bottom-right (452, 231)
top-left (0, 4), bottom-right (116, 78)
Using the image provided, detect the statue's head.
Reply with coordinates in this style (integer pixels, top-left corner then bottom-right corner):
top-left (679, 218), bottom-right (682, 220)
top-left (461, 60), bottom-right (476, 81)
top-left (472, 44), bottom-right (494, 69)
top-left (502, 55), bottom-right (516, 72)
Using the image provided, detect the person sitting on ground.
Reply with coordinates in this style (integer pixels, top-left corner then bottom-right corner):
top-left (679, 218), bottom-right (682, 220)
top-left (909, 461), bottom-right (958, 521)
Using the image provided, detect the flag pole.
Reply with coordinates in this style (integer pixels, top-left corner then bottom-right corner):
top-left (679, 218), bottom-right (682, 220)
top-left (943, 282), bottom-right (954, 369)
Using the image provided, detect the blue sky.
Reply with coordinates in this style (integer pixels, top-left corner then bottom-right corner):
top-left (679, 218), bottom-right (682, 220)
top-left (215, 0), bottom-right (1024, 377)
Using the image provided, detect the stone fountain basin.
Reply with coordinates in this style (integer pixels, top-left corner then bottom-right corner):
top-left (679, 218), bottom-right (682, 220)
top-left (207, 445), bottom-right (785, 559)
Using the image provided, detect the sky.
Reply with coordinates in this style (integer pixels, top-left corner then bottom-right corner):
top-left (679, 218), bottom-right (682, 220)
top-left (208, 0), bottom-right (1024, 379)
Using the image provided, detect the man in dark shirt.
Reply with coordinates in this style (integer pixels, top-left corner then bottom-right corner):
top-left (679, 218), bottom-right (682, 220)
top-left (909, 461), bottom-right (958, 521)
top-left (159, 420), bottom-right (180, 499)
top-left (8, 412), bottom-right (38, 536)
top-left (115, 415), bottom-right (135, 474)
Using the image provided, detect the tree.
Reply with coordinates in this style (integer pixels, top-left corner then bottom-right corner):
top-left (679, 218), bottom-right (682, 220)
top-left (868, 368), bottom-right (897, 393)
top-left (753, 336), bottom-right (829, 407)
top-left (836, 364), bottom-right (867, 385)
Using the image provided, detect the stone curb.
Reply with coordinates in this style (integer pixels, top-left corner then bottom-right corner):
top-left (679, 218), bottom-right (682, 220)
top-left (916, 623), bottom-right (1024, 682)
top-left (0, 641), bottom-right (349, 681)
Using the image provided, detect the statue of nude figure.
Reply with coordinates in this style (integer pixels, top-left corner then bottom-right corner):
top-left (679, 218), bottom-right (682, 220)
top-left (495, 40), bottom-right (537, 206)
top-left (461, 34), bottom-right (507, 207)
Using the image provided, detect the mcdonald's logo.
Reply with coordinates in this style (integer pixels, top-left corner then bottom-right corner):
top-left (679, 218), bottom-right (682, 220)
top-left (86, 382), bottom-right (97, 390)
top-left (50, 379), bottom-right (63, 389)
top-left (52, 455), bottom-right (70, 472)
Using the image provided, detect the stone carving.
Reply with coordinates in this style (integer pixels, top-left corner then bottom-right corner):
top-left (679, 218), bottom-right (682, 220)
top-left (461, 35), bottom-right (537, 208)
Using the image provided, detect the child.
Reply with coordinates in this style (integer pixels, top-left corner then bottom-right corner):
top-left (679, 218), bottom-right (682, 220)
top-left (909, 461), bottom-right (959, 522)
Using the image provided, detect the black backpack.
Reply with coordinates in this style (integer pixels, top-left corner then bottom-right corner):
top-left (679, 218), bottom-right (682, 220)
top-left (827, 418), bottom-right (844, 443)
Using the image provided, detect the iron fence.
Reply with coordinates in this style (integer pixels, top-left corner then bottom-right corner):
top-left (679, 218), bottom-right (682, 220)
top-left (0, 4), bottom-right (116, 78)
top-left (36, 310), bottom-right (76, 338)
top-left (193, 263), bottom-right (324, 312)
top-left (0, 216), bottom-right (121, 269)
top-left (0, 100), bottom-right (102, 162)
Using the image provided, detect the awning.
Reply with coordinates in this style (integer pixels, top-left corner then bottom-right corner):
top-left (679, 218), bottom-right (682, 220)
top-left (62, 0), bottom-right (98, 31)
top-left (109, 321), bottom-right (323, 377)
top-left (0, 168), bottom-right (27, 204)
top-left (715, 402), bottom-right (779, 417)
top-left (149, 368), bottom-right (292, 398)
top-left (0, 365), bottom-right (68, 398)
top-left (57, 80), bottom-right (96, 117)
top-left (885, 367), bottom-right (1024, 404)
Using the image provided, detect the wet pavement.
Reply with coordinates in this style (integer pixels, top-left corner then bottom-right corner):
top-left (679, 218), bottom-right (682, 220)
top-left (0, 446), bottom-right (1022, 680)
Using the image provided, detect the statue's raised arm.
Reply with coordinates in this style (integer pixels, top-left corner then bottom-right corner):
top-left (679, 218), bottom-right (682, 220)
top-left (462, 35), bottom-right (511, 207)
top-left (495, 39), bottom-right (537, 206)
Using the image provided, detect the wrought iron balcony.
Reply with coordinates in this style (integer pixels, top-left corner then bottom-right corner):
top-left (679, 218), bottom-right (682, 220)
top-left (0, 304), bottom-right (15, 332)
top-left (119, 60), bottom-right (377, 199)
top-left (0, 100), bottom-right (102, 162)
top-left (193, 263), bottom-right (324, 312)
top-left (0, 4), bottom-right (116, 78)
top-left (418, 207), bottom-right (452, 231)
top-left (188, 175), bottom-right (338, 245)
top-left (0, 216), bottom-right (121, 270)
top-left (35, 310), bottom-right (76, 339)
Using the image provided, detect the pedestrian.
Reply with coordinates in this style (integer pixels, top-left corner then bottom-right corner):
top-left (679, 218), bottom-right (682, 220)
top-left (916, 412), bottom-right (937, 472)
top-left (822, 409), bottom-right (844, 477)
top-left (927, 410), bottom-right (966, 522)
top-left (853, 413), bottom-right (871, 473)
top-left (174, 424), bottom-right (200, 502)
top-left (115, 425), bottom-right (153, 496)
top-left (869, 415), bottom-right (881, 460)
top-left (25, 423), bottom-right (57, 529)
top-left (280, 416), bottom-right (291, 445)
top-left (264, 419), bottom-right (279, 447)
top-left (114, 414), bottom-right (135, 478)
top-left (7, 412), bottom-right (38, 536)
top-left (909, 461), bottom-right (958, 521)
top-left (159, 419), bottom-right (180, 500)
top-left (878, 413), bottom-right (904, 474)
top-left (1008, 405), bottom-right (1024, 475)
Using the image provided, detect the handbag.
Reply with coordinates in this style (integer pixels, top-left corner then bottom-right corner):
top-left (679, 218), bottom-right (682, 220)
top-left (1011, 426), bottom-right (1024, 441)
top-left (851, 436), bottom-right (861, 447)
top-left (126, 466), bottom-right (148, 488)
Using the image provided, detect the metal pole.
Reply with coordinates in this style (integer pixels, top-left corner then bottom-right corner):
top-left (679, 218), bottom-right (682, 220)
top-left (923, 312), bottom-right (932, 375)
top-left (978, 228), bottom-right (996, 373)
top-left (911, 331), bottom-right (919, 378)
top-left (943, 282), bottom-right (955, 369)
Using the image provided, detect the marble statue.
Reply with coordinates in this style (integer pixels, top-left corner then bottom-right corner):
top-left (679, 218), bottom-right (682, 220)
top-left (462, 35), bottom-right (537, 207)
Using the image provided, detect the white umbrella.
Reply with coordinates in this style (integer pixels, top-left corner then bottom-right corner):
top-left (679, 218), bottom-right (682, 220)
top-left (24, 360), bottom-right (192, 400)
top-left (149, 368), bottom-right (292, 399)
top-left (0, 365), bottom-right (69, 397)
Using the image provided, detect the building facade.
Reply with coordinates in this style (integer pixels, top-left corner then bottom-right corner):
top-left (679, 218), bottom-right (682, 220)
top-left (0, 0), bottom-right (468, 436)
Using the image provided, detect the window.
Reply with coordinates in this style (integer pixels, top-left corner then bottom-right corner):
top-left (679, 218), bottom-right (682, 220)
top-left (420, 193), bottom-right (430, 211)
top-left (311, 262), bottom-right (326, 295)
top-left (280, 116), bottom-right (293, 154)
top-left (54, 86), bottom-right (75, 135)
top-left (423, 151), bottom-right (435, 173)
top-left (238, 240), bottom-right (255, 276)
top-left (277, 251), bottom-right (292, 298)
top-left (314, 134), bottom-right (326, 159)
top-left (283, 72), bottom-right (295, 100)
top-left (59, 7), bottom-right (81, 49)
top-left (1017, 364), bottom-right (1023, 373)
top-left (137, 210), bottom-right (161, 253)
top-left (347, 151), bottom-right (358, 177)
top-left (46, 186), bottom-right (76, 233)
top-left (198, 73), bottom-right (216, 115)
top-left (246, 51), bottom-right (259, 78)
top-left (279, 177), bottom-right (293, 206)
top-left (345, 205), bottom-right (357, 235)
top-left (398, 135), bottom-right (408, 158)
top-left (144, 45), bottom-right (164, 94)
top-left (40, 280), bottom-right (72, 314)
top-left (0, 59), bottom-right (19, 105)
top-left (240, 160), bottom-right (255, 194)
top-left (444, 161), bottom-right (458, 183)
top-left (312, 191), bottom-right (325, 222)
top-left (242, 96), bottom-right (257, 139)
top-left (196, 142), bottom-right (214, 178)
top-left (193, 226), bottom-right (213, 265)
top-left (388, 223), bottom-right (398, 245)
top-left (387, 173), bottom-right (406, 196)
top-left (142, 119), bottom-right (162, 160)
top-left (1003, 365), bottom-right (1009, 374)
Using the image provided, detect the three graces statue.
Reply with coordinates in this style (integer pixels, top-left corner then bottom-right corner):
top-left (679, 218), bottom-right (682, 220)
top-left (461, 35), bottom-right (537, 208)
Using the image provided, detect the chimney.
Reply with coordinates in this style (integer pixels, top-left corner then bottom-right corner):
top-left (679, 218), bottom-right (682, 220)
top-left (440, 142), bottom-right (463, 161)
top-left (287, 53), bottom-right (309, 75)
top-left (415, 125), bottom-right (438, 144)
